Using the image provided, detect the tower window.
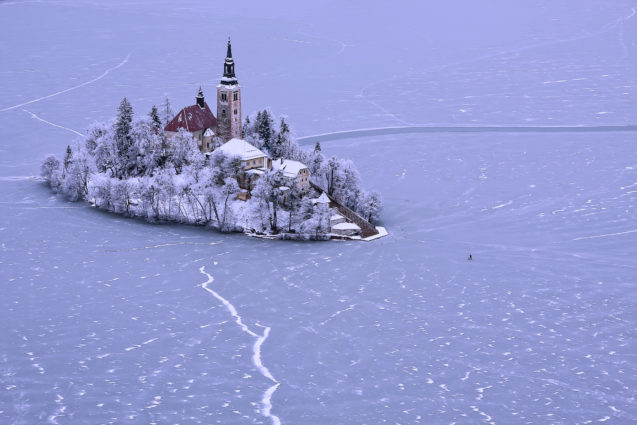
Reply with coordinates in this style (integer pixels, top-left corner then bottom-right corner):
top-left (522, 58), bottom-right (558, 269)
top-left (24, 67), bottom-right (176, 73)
top-left (221, 93), bottom-right (227, 101)
top-left (233, 92), bottom-right (238, 101)
top-left (234, 108), bottom-right (237, 115)
top-left (222, 109), bottom-right (226, 117)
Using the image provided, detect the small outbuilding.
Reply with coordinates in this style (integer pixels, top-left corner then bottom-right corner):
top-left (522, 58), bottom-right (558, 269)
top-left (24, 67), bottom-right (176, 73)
top-left (331, 222), bottom-right (361, 237)
top-left (312, 192), bottom-right (331, 206)
top-left (330, 214), bottom-right (346, 226)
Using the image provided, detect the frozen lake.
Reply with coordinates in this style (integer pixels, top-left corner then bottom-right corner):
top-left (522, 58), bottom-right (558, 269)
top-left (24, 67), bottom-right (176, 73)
top-left (1, 1), bottom-right (636, 424)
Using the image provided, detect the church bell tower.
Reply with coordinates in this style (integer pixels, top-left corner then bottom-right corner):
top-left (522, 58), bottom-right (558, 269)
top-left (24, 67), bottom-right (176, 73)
top-left (217, 37), bottom-right (242, 142)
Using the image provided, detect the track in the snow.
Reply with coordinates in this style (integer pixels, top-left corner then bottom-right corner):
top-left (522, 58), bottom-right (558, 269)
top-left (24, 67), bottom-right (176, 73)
top-left (297, 125), bottom-right (637, 144)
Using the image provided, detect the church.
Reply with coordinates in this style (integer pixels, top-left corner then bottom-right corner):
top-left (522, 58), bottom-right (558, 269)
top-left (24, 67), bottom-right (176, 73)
top-left (165, 38), bottom-right (312, 196)
top-left (164, 38), bottom-right (242, 152)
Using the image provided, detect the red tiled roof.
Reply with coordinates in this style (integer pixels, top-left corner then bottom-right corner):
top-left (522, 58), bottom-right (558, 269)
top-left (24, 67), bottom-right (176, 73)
top-left (164, 102), bottom-right (217, 133)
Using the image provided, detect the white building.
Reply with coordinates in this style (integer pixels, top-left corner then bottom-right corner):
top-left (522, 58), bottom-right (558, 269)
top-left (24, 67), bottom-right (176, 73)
top-left (271, 158), bottom-right (310, 190)
top-left (217, 138), bottom-right (272, 171)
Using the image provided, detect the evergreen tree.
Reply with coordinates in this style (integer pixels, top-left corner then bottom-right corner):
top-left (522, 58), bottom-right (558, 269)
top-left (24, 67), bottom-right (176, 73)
top-left (242, 115), bottom-right (252, 138)
top-left (256, 109), bottom-right (274, 152)
top-left (271, 117), bottom-right (291, 158)
top-left (309, 142), bottom-right (325, 177)
top-left (114, 97), bottom-right (134, 177)
top-left (160, 96), bottom-right (175, 127)
top-left (149, 105), bottom-right (162, 129)
top-left (271, 133), bottom-right (284, 159)
top-left (63, 145), bottom-right (73, 173)
top-left (324, 156), bottom-right (341, 196)
top-left (279, 116), bottom-right (290, 138)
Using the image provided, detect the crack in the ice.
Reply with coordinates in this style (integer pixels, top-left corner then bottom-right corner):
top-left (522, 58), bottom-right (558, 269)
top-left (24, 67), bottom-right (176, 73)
top-left (1, 52), bottom-right (132, 112)
top-left (22, 109), bottom-right (84, 137)
top-left (199, 266), bottom-right (281, 425)
top-left (320, 304), bottom-right (356, 326)
top-left (617, 7), bottom-right (637, 58)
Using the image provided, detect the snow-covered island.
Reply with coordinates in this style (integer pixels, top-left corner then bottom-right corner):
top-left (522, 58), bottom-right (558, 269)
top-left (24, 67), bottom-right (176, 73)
top-left (40, 39), bottom-right (384, 241)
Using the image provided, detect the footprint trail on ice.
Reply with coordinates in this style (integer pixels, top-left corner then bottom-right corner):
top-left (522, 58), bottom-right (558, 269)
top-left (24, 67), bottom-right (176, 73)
top-left (199, 266), bottom-right (281, 425)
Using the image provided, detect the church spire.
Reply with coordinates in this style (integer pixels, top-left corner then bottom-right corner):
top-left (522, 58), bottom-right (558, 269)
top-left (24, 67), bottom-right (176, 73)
top-left (196, 86), bottom-right (205, 108)
top-left (226, 36), bottom-right (233, 59)
top-left (221, 37), bottom-right (238, 85)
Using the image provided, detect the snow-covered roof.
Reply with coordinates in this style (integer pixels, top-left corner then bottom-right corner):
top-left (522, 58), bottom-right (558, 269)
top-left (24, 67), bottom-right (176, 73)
top-left (312, 193), bottom-right (331, 204)
top-left (217, 138), bottom-right (269, 161)
top-left (332, 222), bottom-right (361, 231)
top-left (217, 81), bottom-right (240, 89)
top-left (164, 102), bottom-right (217, 133)
top-left (246, 168), bottom-right (265, 175)
top-left (271, 158), bottom-right (308, 178)
top-left (331, 214), bottom-right (344, 220)
top-left (203, 128), bottom-right (215, 137)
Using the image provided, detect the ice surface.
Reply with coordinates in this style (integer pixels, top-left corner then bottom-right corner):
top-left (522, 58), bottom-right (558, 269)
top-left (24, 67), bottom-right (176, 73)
top-left (1, 0), bottom-right (636, 424)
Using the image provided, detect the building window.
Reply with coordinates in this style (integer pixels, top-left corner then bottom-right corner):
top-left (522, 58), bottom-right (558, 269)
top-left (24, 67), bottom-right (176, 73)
top-left (234, 108), bottom-right (237, 115)
top-left (233, 92), bottom-right (238, 101)
top-left (221, 93), bottom-right (227, 101)
top-left (222, 109), bottom-right (226, 117)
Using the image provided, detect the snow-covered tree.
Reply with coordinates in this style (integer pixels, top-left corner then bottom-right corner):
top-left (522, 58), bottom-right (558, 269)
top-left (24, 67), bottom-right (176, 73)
top-left (159, 96), bottom-right (175, 127)
top-left (219, 178), bottom-right (239, 231)
top-left (255, 109), bottom-right (275, 153)
top-left (358, 190), bottom-right (383, 224)
top-left (114, 97), bottom-right (135, 177)
top-left (270, 117), bottom-right (290, 158)
top-left (334, 159), bottom-right (362, 210)
top-left (155, 168), bottom-right (177, 219)
top-left (94, 128), bottom-right (118, 177)
top-left (88, 174), bottom-right (112, 209)
top-left (320, 156), bottom-right (362, 210)
top-left (281, 182), bottom-right (303, 233)
top-left (300, 202), bottom-right (330, 239)
top-left (166, 129), bottom-right (200, 174)
top-left (251, 169), bottom-right (286, 233)
top-left (324, 156), bottom-right (341, 196)
top-left (63, 145), bottom-right (73, 174)
top-left (84, 121), bottom-right (109, 156)
top-left (308, 142), bottom-right (325, 178)
top-left (149, 105), bottom-right (162, 130)
top-left (41, 154), bottom-right (60, 181)
top-left (41, 154), bottom-right (61, 191)
top-left (208, 149), bottom-right (241, 184)
top-left (132, 118), bottom-right (162, 176)
top-left (111, 178), bottom-right (135, 215)
top-left (139, 176), bottom-right (161, 220)
top-left (242, 115), bottom-right (254, 138)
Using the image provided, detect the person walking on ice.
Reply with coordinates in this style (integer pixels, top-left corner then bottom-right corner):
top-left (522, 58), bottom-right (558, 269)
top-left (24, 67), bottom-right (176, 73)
top-left (468, 254), bottom-right (473, 261)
